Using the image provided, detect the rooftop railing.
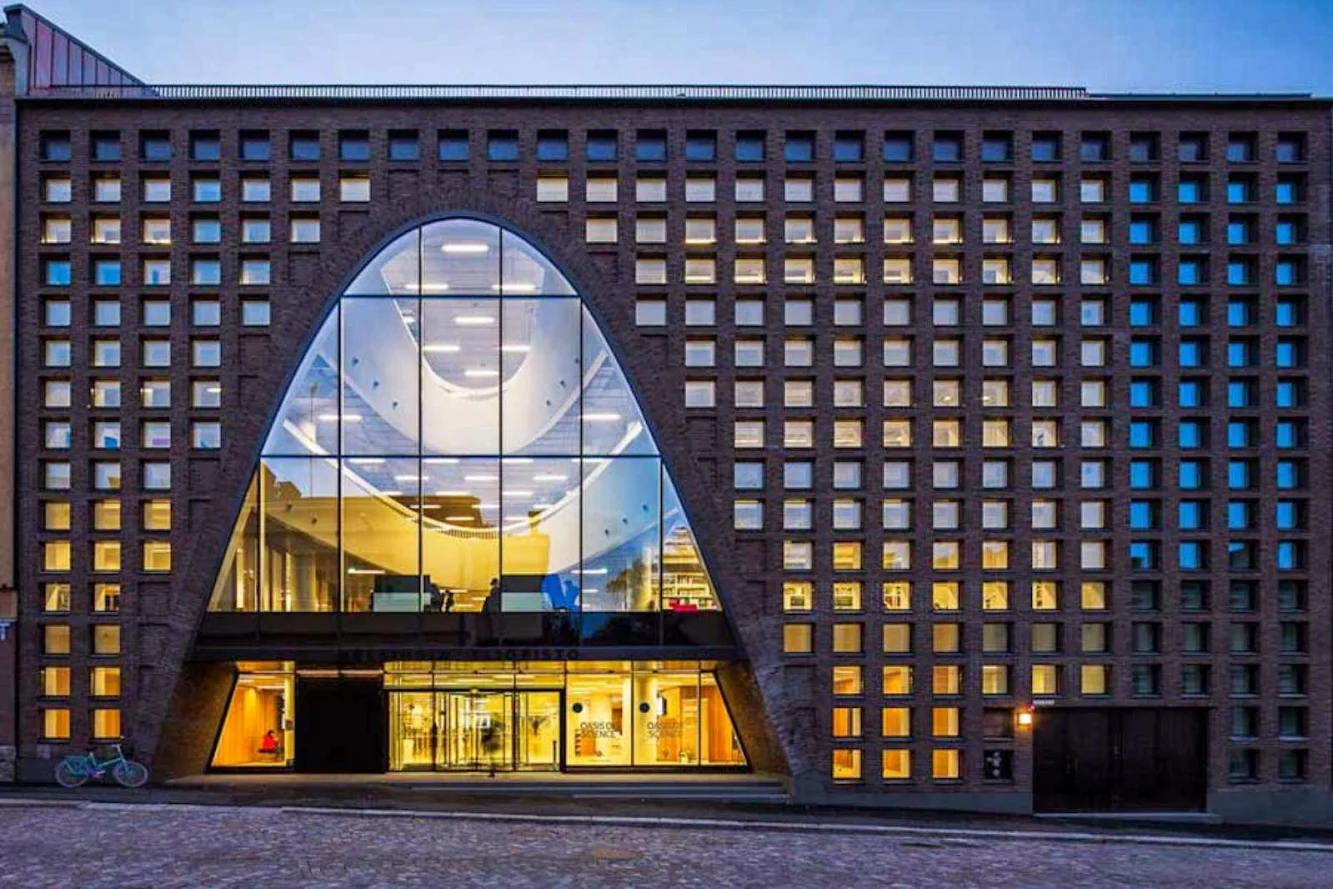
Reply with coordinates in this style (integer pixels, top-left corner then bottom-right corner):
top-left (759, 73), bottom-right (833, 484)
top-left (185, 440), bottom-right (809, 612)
top-left (25, 83), bottom-right (1094, 101)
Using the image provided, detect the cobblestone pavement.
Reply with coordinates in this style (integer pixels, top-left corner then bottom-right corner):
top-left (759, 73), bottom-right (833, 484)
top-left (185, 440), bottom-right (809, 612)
top-left (0, 804), bottom-right (1328, 889)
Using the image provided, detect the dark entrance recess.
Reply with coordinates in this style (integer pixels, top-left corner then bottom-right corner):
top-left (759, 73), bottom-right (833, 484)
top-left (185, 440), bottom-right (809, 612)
top-left (295, 676), bottom-right (386, 772)
top-left (1033, 707), bottom-right (1207, 812)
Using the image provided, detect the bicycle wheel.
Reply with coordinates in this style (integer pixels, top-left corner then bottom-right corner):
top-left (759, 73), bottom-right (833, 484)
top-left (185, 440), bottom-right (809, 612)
top-left (112, 759), bottom-right (149, 788)
top-left (54, 758), bottom-right (89, 789)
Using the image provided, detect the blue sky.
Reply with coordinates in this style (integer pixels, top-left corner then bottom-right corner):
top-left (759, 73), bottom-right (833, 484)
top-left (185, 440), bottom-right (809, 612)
top-left (29, 0), bottom-right (1333, 93)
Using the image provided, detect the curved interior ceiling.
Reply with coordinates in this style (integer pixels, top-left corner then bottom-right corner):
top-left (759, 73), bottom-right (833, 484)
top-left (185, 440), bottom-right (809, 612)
top-left (207, 218), bottom-right (721, 615)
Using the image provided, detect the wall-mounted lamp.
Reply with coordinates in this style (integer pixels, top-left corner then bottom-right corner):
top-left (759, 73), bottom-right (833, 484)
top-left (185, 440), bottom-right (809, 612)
top-left (1016, 707), bottom-right (1035, 728)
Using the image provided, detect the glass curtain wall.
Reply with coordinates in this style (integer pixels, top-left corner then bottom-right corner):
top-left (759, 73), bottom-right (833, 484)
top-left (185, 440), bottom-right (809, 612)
top-left (208, 219), bottom-right (718, 614)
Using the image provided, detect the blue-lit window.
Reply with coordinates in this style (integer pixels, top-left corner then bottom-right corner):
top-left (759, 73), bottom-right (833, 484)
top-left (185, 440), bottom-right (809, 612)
top-left (1226, 341), bottom-right (1252, 367)
top-left (587, 131), bottom-right (618, 162)
top-left (1129, 260), bottom-right (1155, 285)
top-left (339, 131), bottom-right (370, 162)
top-left (1177, 260), bottom-right (1204, 286)
top-left (1226, 220), bottom-right (1250, 245)
top-left (1129, 501), bottom-right (1156, 529)
top-left (1275, 261), bottom-right (1301, 287)
top-left (1178, 299), bottom-right (1204, 327)
top-left (1178, 382), bottom-right (1204, 408)
top-left (1178, 179), bottom-right (1203, 203)
top-left (1179, 501), bottom-right (1205, 530)
top-left (1129, 421), bottom-right (1156, 448)
top-left (1178, 219), bottom-right (1202, 244)
top-left (487, 131), bottom-right (519, 162)
top-left (735, 132), bottom-right (765, 162)
top-left (141, 132), bottom-right (172, 162)
top-left (1129, 340), bottom-right (1158, 367)
top-left (1276, 421), bottom-right (1302, 449)
top-left (1229, 460), bottom-right (1254, 489)
top-left (1275, 299), bottom-right (1301, 327)
top-left (1275, 340), bottom-right (1302, 368)
top-left (41, 132), bottom-right (72, 161)
top-left (45, 260), bottom-right (71, 286)
top-left (883, 133), bottom-right (913, 162)
top-left (390, 132), bottom-right (422, 162)
top-left (535, 132), bottom-right (568, 162)
top-left (1179, 341), bottom-right (1205, 367)
top-left (1276, 219), bottom-right (1300, 245)
top-left (684, 131), bottom-right (715, 162)
top-left (1081, 134), bottom-right (1109, 162)
top-left (635, 131), bottom-right (666, 162)
top-left (289, 133), bottom-right (320, 162)
top-left (1129, 299), bottom-right (1158, 326)
top-left (932, 134), bottom-right (962, 162)
top-left (1179, 420), bottom-right (1205, 448)
top-left (1226, 261), bottom-right (1252, 286)
top-left (1178, 542), bottom-right (1205, 570)
top-left (1227, 381), bottom-right (1255, 407)
top-left (835, 132), bottom-right (865, 162)
top-left (91, 132), bottom-right (121, 162)
top-left (1227, 501), bottom-right (1252, 530)
top-left (1128, 179), bottom-right (1155, 203)
top-left (1275, 179), bottom-right (1300, 204)
top-left (1227, 421), bottom-right (1256, 448)
top-left (1129, 460), bottom-right (1157, 489)
top-left (1129, 380), bottom-right (1158, 407)
top-left (1226, 179), bottom-right (1252, 203)
top-left (1276, 461), bottom-right (1300, 489)
top-left (1276, 501), bottom-right (1300, 530)
top-left (1129, 219), bottom-right (1155, 244)
top-left (1130, 542), bottom-right (1157, 570)
top-left (240, 132), bottom-right (270, 161)
top-left (1227, 299), bottom-right (1255, 327)
top-left (1031, 134), bottom-right (1060, 162)
top-left (1276, 380), bottom-right (1301, 408)
top-left (1179, 460), bottom-right (1204, 489)
top-left (785, 133), bottom-right (815, 162)
top-left (194, 179), bottom-right (222, 202)
top-left (94, 260), bottom-right (121, 287)
top-left (1277, 542), bottom-right (1302, 570)
top-left (438, 130), bottom-right (469, 161)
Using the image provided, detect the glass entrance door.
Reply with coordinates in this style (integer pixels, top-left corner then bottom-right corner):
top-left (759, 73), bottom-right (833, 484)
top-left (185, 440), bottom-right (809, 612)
top-left (388, 688), bottom-right (566, 772)
top-left (440, 691), bottom-right (513, 771)
top-left (515, 691), bottom-right (562, 770)
top-left (389, 692), bottom-right (437, 771)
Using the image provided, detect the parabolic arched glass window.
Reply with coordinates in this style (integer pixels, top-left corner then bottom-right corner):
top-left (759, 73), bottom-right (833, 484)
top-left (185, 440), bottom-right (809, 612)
top-left (208, 218), bottom-right (719, 615)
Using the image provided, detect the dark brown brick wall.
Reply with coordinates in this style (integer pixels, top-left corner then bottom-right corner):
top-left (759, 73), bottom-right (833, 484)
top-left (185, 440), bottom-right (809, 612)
top-left (11, 98), bottom-right (1331, 806)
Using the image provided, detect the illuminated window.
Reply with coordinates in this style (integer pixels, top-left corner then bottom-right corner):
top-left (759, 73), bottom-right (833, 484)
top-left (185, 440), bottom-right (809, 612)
top-left (932, 707), bottom-right (960, 737)
top-left (783, 581), bottom-right (813, 612)
top-left (783, 624), bottom-right (813, 653)
top-left (932, 667), bottom-right (961, 697)
top-left (833, 665), bottom-right (863, 696)
top-left (832, 624), bottom-right (863, 654)
top-left (882, 665), bottom-right (913, 695)
top-left (882, 749), bottom-right (912, 780)
top-left (832, 748), bottom-right (862, 781)
top-left (932, 749), bottom-right (962, 779)
top-left (882, 582), bottom-right (911, 612)
top-left (1081, 664), bottom-right (1110, 696)
top-left (882, 624), bottom-right (911, 654)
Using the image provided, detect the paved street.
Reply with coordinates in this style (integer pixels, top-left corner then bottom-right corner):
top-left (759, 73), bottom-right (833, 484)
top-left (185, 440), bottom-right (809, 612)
top-left (0, 803), bottom-right (1328, 888)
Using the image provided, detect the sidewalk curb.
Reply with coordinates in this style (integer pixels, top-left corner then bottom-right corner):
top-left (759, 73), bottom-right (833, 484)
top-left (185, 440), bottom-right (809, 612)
top-left (271, 805), bottom-right (1333, 854)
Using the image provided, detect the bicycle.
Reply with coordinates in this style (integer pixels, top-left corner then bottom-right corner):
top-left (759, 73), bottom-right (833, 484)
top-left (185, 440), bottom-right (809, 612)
top-left (54, 743), bottom-right (149, 789)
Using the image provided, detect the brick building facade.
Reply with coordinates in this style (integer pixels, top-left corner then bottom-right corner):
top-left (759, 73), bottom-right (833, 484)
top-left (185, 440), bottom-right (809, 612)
top-left (1, 6), bottom-right (1330, 822)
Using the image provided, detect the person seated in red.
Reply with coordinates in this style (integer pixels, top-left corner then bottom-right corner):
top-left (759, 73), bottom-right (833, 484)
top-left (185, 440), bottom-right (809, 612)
top-left (259, 730), bottom-right (281, 756)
